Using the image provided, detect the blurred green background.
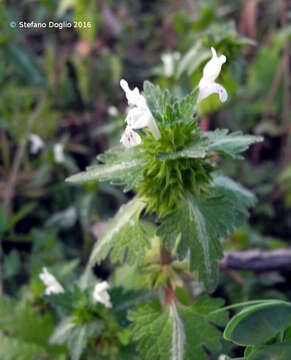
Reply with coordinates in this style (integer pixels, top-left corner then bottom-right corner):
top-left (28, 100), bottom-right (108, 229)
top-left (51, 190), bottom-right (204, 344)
top-left (0, 0), bottom-right (291, 358)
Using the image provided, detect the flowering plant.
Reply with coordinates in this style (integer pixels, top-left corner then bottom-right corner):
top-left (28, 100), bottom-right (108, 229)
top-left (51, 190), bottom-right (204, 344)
top-left (62, 47), bottom-right (265, 359)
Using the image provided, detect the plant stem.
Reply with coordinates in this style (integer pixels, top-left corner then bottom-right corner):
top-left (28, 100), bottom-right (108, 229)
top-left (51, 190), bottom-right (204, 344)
top-left (159, 248), bottom-right (171, 265)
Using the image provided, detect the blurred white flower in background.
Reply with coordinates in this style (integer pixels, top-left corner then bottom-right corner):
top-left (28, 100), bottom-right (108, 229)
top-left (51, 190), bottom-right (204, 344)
top-left (120, 79), bottom-right (161, 148)
top-left (218, 355), bottom-right (229, 360)
top-left (107, 105), bottom-right (119, 117)
top-left (92, 281), bottom-right (112, 308)
top-left (29, 133), bottom-right (44, 154)
top-left (53, 143), bottom-right (65, 164)
top-left (161, 52), bottom-right (180, 77)
top-left (39, 267), bottom-right (64, 295)
top-left (198, 47), bottom-right (228, 103)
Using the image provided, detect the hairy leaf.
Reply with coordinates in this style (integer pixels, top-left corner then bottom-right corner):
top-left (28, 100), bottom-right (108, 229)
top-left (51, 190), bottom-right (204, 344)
top-left (129, 301), bottom-right (173, 360)
top-left (50, 317), bottom-right (75, 345)
top-left (0, 336), bottom-right (46, 360)
top-left (89, 197), bottom-right (149, 266)
top-left (205, 129), bottom-right (263, 159)
top-left (129, 296), bottom-right (228, 360)
top-left (176, 297), bottom-right (228, 360)
top-left (157, 175), bottom-right (256, 291)
top-left (0, 296), bottom-right (56, 351)
top-left (68, 325), bottom-right (89, 360)
top-left (143, 81), bottom-right (166, 124)
top-left (156, 134), bottom-right (209, 161)
top-left (176, 42), bottom-right (209, 78)
top-left (66, 146), bottom-right (144, 192)
top-left (176, 88), bottom-right (199, 123)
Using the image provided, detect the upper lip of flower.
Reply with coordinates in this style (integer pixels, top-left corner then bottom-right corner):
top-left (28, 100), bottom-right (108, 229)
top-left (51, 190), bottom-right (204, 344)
top-left (93, 281), bottom-right (112, 308)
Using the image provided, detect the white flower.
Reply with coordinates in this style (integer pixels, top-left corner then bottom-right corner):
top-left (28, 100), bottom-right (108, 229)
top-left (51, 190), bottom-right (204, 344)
top-left (161, 52), bottom-right (180, 77)
top-left (29, 133), bottom-right (44, 154)
top-left (120, 79), bottom-right (161, 148)
top-left (198, 47), bottom-right (228, 103)
top-left (53, 143), bottom-right (65, 164)
top-left (218, 355), bottom-right (228, 360)
top-left (39, 267), bottom-right (64, 295)
top-left (120, 125), bottom-right (142, 148)
top-left (107, 105), bottom-right (119, 117)
top-left (92, 281), bottom-right (112, 308)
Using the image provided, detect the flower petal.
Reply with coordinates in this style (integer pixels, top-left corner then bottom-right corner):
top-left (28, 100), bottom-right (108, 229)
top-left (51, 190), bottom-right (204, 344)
top-left (120, 79), bottom-right (146, 107)
top-left (126, 107), bottom-right (152, 128)
top-left (198, 82), bottom-right (228, 103)
top-left (120, 125), bottom-right (142, 148)
top-left (39, 267), bottom-right (64, 295)
top-left (93, 281), bottom-right (112, 308)
top-left (200, 47), bottom-right (227, 83)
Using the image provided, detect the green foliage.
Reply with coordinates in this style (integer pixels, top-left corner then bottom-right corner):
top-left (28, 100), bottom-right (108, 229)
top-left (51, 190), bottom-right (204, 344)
top-left (129, 301), bottom-right (173, 360)
top-left (2, 2), bottom-right (285, 359)
top-left (66, 146), bottom-right (145, 192)
top-left (139, 126), bottom-right (214, 216)
top-left (205, 130), bottom-right (263, 159)
top-left (157, 175), bottom-right (255, 291)
top-left (68, 325), bottom-right (90, 360)
top-left (0, 336), bottom-right (47, 360)
top-left (224, 300), bottom-right (291, 346)
top-left (7, 43), bottom-right (45, 86)
top-left (129, 296), bottom-right (228, 360)
top-left (0, 296), bottom-right (56, 351)
top-left (0, 296), bottom-right (65, 359)
top-left (247, 340), bottom-right (291, 360)
top-left (89, 197), bottom-right (149, 266)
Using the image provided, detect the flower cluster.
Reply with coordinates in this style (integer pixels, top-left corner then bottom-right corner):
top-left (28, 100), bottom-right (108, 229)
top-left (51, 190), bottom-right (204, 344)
top-left (39, 267), bottom-right (112, 308)
top-left (120, 79), bottom-right (160, 148)
top-left (120, 47), bottom-right (227, 149)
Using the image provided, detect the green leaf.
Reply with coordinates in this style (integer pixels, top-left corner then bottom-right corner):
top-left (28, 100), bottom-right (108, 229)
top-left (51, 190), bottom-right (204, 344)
top-left (156, 134), bottom-right (209, 161)
top-left (157, 194), bottom-right (222, 291)
top-left (129, 301), bottom-right (173, 360)
top-left (110, 286), bottom-right (151, 325)
top-left (176, 88), bottom-right (199, 123)
top-left (129, 296), bottom-right (228, 360)
top-left (224, 300), bottom-right (291, 346)
top-left (8, 44), bottom-right (45, 85)
top-left (2, 250), bottom-right (21, 279)
top-left (143, 81), bottom-right (165, 123)
top-left (0, 206), bottom-right (8, 238)
top-left (0, 336), bottom-right (47, 360)
top-left (176, 42), bottom-right (209, 78)
top-left (157, 175), bottom-right (255, 291)
top-left (205, 129), bottom-right (263, 159)
top-left (43, 292), bottom-right (75, 314)
top-left (89, 197), bottom-right (149, 266)
top-left (176, 297), bottom-right (228, 360)
top-left (68, 325), bottom-right (89, 360)
top-left (66, 146), bottom-right (145, 192)
top-left (7, 202), bottom-right (37, 230)
top-left (50, 317), bottom-right (75, 345)
top-left (0, 297), bottom-right (56, 350)
top-left (247, 340), bottom-right (291, 360)
top-left (210, 174), bottom-right (256, 219)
